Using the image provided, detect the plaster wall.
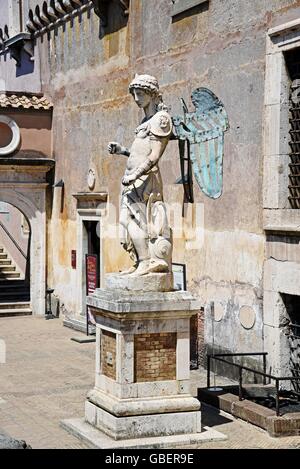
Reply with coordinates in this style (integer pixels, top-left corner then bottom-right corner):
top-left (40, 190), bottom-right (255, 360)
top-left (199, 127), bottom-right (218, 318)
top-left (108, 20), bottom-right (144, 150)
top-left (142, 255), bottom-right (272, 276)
top-left (0, 110), bottom-right (52, 157)
top-left (0, 2), bottom-right (41, 94)
top-left (0, 5), bottom-right (10, 30)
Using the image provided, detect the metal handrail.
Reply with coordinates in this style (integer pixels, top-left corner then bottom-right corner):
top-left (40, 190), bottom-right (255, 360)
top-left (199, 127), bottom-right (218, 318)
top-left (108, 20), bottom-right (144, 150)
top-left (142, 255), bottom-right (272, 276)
top-left (207, 352), bottom-right (300, 416)
top-left (0, 220), bottom-right (27, 259)
top-left (290, 323), bottom-right (300, 328)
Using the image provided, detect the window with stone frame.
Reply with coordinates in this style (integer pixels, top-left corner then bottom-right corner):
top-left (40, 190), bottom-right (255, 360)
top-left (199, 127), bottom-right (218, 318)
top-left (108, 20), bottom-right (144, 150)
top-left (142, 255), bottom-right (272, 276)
top-left (285, 48), bottom-right (300, 209)
top-left (171, 0), bottom-right (209, 18)
top-left (263, 20), bottom-right (300, 232)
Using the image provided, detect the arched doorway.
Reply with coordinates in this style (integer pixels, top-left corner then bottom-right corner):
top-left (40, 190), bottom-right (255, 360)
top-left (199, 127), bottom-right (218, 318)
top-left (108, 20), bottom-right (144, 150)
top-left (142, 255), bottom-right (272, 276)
top-left (0, 201), bottom-right (31, 315)
top-left (0, 181), bottom-right (49, 315)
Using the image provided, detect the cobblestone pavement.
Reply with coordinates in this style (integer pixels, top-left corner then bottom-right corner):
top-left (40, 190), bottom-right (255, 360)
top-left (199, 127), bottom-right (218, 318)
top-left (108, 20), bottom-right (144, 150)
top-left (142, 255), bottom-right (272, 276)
top-left (0, 316), bottom-right (300, 449)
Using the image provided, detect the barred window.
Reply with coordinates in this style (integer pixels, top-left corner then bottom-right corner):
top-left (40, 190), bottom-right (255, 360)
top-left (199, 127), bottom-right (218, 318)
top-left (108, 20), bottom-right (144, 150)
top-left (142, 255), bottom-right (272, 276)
top-left (285, 48), bottom-right (300, 209)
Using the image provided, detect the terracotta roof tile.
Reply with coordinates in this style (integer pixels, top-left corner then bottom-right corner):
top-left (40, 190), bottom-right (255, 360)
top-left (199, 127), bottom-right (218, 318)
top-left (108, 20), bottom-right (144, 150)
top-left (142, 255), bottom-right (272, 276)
top-left (0, 93), bottom-right (53, 110)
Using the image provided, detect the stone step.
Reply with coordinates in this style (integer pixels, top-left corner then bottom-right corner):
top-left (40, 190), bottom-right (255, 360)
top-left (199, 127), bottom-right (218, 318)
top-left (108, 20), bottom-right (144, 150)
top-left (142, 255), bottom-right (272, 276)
top-left (0, 307), bottom-right (32, 317)
top-left (0, 287), bottom-right (29, 293)
top-left (0, 265), bottom-right (16, 272)
top-left (0, 294), bottom-right (30, 303)
top-left (0, 302), bottom-right (30, 310)
top-left (0, 272), bottom-right (21, 279)
top-left (0, 281), bottom-right (30, 302)
top-left (0, 281), bottom-right (29, 290)
top-left (0, 260), bottom-right (12, 266)
top-left (0, 254), bottom-right (8, 259)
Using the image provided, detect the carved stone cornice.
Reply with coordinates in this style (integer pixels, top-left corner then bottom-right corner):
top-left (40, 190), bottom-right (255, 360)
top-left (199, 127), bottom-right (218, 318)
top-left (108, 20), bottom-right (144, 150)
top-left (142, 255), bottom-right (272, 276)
top-left (25, 1), bottom-right (93, 35)
top-left (72, 192), bottom-right (108, 202)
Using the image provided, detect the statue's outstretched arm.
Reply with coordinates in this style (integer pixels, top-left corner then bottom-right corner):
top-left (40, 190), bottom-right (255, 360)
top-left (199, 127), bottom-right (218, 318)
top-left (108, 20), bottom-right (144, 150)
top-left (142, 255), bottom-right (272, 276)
top-left (108, 142), bottom-right (130, 157)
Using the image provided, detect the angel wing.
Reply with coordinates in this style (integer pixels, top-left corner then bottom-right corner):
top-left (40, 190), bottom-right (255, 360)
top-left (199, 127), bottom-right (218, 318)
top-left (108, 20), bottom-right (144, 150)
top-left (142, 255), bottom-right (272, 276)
top-left (173, 88), bottom-right (229, 200)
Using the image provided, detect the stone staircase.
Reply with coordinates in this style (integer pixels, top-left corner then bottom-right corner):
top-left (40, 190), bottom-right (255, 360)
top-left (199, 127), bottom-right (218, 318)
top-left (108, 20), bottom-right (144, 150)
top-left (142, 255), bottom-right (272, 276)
top-left (0, 246), bottom-right (31, 317)
top-left (0, 246), bottom-right (22, 280)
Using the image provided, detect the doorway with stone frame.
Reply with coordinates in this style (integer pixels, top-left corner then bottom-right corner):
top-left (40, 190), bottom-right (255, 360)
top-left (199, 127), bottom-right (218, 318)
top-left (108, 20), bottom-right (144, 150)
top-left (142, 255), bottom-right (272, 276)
top-left (0, 159), bottom-right (54, 316)
top-left (63, 193), bottom-right (107, 332)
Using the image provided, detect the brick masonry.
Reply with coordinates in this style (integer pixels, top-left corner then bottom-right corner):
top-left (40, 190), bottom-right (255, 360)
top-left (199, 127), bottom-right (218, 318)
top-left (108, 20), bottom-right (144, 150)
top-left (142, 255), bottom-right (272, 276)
top-left (134, 333), bottom-right (176, 382)
top-left (101, 330), bottom-right (116, 380)
top-left (190, 310), bottom-right (205, 368)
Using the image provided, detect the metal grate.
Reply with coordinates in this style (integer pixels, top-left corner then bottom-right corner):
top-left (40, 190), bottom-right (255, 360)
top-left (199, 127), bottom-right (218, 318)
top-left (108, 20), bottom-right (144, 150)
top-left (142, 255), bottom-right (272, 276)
top-left (286, 49), bottom-right (300, 208)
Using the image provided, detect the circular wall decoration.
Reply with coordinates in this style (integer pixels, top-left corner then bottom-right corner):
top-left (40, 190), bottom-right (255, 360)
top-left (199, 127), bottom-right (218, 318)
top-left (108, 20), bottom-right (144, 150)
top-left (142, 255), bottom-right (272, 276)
top-left (87, 168), bottom-right (96, 191)
top-left (239, 305), bottom-right (256, 330)
top-left (214, 302), bottom-right (224, 322)
top-left (0, 115), bottom-right (21, 156)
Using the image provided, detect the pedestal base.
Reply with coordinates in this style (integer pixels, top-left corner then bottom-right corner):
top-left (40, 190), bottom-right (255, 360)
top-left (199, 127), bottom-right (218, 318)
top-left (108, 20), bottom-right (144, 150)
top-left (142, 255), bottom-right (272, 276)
top-left (62, 287), bottom-right (210, 448)
top-left (85, 400), bottom-right (201, 440)
top-left (61, 418), bottom-right (227, 449)
top-left (87, 387), bottom-right (200, 416)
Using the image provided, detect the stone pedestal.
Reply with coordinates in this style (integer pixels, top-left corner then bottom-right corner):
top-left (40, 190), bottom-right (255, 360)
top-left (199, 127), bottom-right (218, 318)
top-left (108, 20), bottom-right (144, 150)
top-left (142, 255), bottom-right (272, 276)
top-left (62, 281), bottom-right (226, 447)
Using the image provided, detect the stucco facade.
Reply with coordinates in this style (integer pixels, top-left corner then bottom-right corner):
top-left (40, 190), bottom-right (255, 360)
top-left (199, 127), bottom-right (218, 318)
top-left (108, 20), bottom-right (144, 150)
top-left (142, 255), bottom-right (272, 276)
top-left (1, 0), bottom-right (300, 377)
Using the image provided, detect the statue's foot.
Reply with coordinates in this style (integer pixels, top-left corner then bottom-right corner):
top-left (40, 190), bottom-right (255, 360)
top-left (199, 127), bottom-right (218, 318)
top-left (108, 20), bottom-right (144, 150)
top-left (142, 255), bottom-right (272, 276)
top-left (130, 259), bottom-right (169, 276)
top-left (118, 265), bottom-right (138, 276)
top-left (128, 259), bottom-right (150, 277)
top-left (145, 259), bottom-right (169, 274)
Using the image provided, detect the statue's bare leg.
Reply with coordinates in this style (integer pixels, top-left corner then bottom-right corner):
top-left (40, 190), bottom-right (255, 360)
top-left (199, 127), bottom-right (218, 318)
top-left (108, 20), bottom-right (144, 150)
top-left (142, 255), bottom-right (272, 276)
top-left (126, 219), bottom-right (151, 276)
top-left (118, 208), bottom-right (139, 275)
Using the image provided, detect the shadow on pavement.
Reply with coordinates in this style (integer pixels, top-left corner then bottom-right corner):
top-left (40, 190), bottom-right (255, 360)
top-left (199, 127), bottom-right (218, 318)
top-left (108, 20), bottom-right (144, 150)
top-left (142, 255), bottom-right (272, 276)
top-left (201, 403), bottom-right (233, 429)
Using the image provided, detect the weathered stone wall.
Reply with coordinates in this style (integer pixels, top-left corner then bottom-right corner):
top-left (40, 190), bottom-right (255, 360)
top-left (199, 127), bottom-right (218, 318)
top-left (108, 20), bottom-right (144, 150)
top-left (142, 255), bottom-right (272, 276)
top-left (0, 2), bottom-right (41, 93)
top-left (0, 4), bottom-right (10, 31)
top-left (25, 0), bottom-right (300, 362)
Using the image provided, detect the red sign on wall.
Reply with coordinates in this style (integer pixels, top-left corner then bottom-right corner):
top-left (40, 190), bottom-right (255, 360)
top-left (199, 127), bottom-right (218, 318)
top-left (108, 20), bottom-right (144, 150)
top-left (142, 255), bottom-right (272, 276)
top-left (86, 254), bottom-right (98, 295)
top-left (71, 250), bottom-right (76, 269)
top-left (85, 254), bottom-right (98, 296)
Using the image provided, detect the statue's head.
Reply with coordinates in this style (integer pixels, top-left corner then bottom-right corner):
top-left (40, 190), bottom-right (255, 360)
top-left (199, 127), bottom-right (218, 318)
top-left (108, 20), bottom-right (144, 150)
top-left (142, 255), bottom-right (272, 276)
top-left (129, 74), bottom-right (159, 96)
top-left (129, 74), bottom-right (164, 110)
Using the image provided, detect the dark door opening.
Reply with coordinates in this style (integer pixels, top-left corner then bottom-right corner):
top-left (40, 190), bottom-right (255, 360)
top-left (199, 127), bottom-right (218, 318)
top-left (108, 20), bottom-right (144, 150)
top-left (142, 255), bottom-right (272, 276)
top-left (281, 293), bottom-right (300, 392)
top-left (84, 220), bottom-right (100, 288)
top-left (85, 221), bottom-right (100, 257)
top-left (81, 220), bottom-right (100, 317)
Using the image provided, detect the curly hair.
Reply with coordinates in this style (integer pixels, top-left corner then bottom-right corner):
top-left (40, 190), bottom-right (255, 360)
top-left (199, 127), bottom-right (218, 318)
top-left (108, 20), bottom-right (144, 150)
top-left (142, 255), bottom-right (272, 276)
top-left (129, 74), bottom-right (168, 112)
